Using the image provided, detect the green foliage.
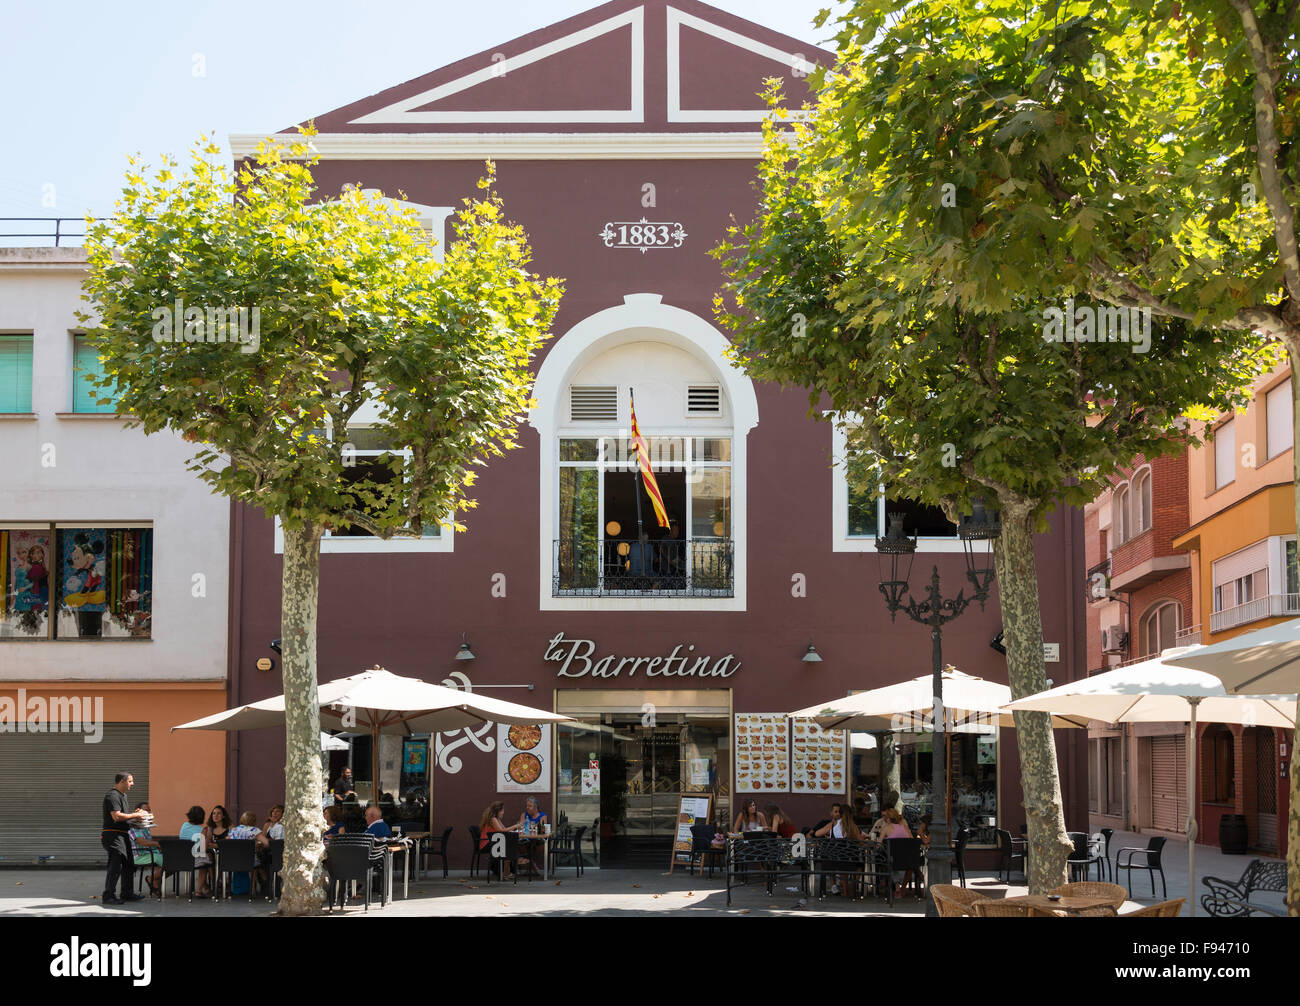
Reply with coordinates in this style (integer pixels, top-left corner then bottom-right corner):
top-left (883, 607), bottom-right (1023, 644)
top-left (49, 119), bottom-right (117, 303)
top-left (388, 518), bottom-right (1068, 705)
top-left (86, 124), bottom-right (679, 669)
top-left (80, 131), bottom-right (563, 536)
top-left (713, 25), bottom-right (1276, 527)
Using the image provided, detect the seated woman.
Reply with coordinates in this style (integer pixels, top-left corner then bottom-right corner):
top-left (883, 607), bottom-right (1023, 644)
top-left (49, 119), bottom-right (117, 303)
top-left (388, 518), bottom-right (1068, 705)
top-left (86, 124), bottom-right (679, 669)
top-left (129, 802), bottom-right (162, 897)
top-left (516, 796), bottom-right (549, 875)
top-left (874, 807), bottom-right (914, 899)
top-left (178, 805), bottom-right (213, 898)
top-left (207, 805), bottom-right (232, 845)
top-left (764, 803), bottom-right (797, 839)
top-left (813, 804), bottom-right (864, 897)
top-left (323, 804), bottom-right (345, 840)
top-left (732, 798), bottom-right (767, 834)
top-left (478, 801), bottom-right (518, 880)
top-left (257, 804), bottom-right (285, 849)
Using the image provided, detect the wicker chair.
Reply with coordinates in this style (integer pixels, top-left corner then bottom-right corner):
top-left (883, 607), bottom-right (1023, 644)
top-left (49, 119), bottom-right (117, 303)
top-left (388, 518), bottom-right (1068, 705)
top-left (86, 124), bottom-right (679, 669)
top-left (1051, 881), bottom-right (1127, 909)
top-left (971, 899), bottom-right (1037, 917)
top-left (1120, 898), bottom-right (1185, 918)
top-left (931, 884), bottom-right (989, 917)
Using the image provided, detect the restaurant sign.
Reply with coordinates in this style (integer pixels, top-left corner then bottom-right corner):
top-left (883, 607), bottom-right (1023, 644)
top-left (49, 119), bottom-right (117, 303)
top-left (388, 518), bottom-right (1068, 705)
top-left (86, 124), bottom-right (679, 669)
top-left (544, 633), bottom-right (740, 679)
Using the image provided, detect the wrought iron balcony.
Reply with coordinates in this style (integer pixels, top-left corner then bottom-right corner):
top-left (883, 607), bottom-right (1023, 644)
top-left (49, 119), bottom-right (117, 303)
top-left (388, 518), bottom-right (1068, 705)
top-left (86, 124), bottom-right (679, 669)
top-left (553, 538), bottom-right (734, 597)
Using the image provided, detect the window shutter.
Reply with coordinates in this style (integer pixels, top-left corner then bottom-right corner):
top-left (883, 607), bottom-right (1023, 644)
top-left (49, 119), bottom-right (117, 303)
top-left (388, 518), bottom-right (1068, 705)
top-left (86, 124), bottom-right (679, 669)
top-left (569, 386), bottom-right (617, 423)
top-left (1267, 379), bottom-right (1293, 459)
top-left (686, 384), bottom-right (721, 416)
top-left (0, 335), bottom-right (33, 412)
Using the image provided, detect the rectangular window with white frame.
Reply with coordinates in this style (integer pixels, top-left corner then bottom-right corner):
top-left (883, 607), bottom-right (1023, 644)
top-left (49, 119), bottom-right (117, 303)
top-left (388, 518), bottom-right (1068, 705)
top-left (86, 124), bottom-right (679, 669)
top-left (1266, 378), bottom-right (1293, 461)
top-left (831, 419), bottom-right (960, 552)
top-left (1213, 418), bottom-right (1235, 491)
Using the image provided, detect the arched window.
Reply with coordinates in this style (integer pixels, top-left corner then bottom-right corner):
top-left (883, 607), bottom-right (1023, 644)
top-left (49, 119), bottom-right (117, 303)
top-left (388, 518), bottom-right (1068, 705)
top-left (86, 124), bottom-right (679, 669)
top-left (1139, 601), bottom-right (1181, 657)
top-left (1132, 468), bottom-right (1152, 535)
top-left (1114, 484), bottom-right (1130, 544)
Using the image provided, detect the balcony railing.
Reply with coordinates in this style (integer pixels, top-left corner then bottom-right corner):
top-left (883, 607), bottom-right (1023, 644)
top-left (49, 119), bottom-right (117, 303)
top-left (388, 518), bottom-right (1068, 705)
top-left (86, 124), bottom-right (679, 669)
top-left (553, 538), bottom-right (733, 597)
top-left (0, 217), bottom-right (88, 246)
top-left (1175, 624), bottom-right (1202, 646)
top-left (1210, 594), bottom-right (1300, 634)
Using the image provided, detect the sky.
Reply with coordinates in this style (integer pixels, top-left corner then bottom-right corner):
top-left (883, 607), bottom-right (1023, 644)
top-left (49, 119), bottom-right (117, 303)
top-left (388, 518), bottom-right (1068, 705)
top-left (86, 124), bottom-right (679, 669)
top-left (0, 0), bottom-right (838, 224)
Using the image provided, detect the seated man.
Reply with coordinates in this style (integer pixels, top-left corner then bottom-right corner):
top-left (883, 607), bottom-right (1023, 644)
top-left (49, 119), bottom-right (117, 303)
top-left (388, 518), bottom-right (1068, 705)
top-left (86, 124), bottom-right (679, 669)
top-left (364, 804), bottom-right (393, 839)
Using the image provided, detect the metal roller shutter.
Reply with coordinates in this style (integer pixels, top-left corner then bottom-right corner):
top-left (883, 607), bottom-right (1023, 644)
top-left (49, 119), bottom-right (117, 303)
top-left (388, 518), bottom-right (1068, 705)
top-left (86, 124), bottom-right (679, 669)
top-left (0, 723), bottom-right (149, 865)
top-left (1149, 736), bottom-right (1186, 833)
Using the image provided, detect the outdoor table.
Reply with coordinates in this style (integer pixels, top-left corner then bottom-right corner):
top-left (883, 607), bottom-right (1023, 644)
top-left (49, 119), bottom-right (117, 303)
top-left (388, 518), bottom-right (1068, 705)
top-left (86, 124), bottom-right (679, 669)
top-left (401, 831), bottom-right (431, 879)
top-left (383, 839), bottom-right (413, 900)
top-left (998, 894), bottom-right (1116, 916)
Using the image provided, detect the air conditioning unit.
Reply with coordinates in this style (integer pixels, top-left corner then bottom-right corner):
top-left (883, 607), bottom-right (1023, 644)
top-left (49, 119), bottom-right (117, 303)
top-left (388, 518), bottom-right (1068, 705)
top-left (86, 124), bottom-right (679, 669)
top-left (1101, 627), bottom-right (1128, 654)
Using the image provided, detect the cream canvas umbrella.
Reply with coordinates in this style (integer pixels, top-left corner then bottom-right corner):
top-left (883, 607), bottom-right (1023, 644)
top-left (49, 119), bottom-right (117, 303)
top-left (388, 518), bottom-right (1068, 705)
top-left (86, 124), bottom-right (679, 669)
top-left (1004, 647), bottom-right (1295, 915)
top-left (175, 667), bottom-right (571, 826)
top-left (320, 732), bottom-right (350, 752)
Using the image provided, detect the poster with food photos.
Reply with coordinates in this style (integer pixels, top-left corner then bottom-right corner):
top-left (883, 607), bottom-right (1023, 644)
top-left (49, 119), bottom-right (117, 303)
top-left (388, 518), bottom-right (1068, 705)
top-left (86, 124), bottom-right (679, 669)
top-left (497, 723), bottom-right (551, 793)
top-left (734, 713), bottom-right (789, 792)
top-left (791, 718), bottom-right (847, 795)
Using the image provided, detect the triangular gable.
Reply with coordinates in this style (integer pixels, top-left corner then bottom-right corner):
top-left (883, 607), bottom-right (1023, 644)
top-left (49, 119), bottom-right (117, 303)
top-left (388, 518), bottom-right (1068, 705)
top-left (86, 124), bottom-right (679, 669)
top-left (296, 0), bottom-right (832, 135)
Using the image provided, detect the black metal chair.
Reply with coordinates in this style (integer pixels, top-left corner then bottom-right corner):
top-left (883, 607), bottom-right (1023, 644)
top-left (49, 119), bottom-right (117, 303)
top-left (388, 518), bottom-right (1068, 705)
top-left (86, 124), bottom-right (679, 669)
top-left (214, 839), bottom-right (258, 902)
top-left (468, 824), bottom-right (485, 877)
top-left (326, 844), bottom-right (378, 912)
top-left (688, 824), bottom-right (724, 878)
top-left (483, 830), bottom-right (519, 885)
top-left (1085, 831), bottom-right (1108, 882)
top-left (156, 837), bottom-right (199, 902)
top-left (326, 834), bottom-right (388, 906)
top-left (1066, 831), bottom-right (1091, 881)
top-left (952, 827), bottom-right (969, 888)
top-left (996, 828), bottom-right (1025, 883)
top-left (886, 837), bottom-right (925, 902)
top-left (1115, 836), bottom-right (1168, 900)
top-left (263, 838), bottom-right (285, 900)
top-left (548, 825), bottom-right (587, 878)
top-left (424, 826), bottom-right (453, 878)
top-left (1099, 828), bottom-right (1115, 880)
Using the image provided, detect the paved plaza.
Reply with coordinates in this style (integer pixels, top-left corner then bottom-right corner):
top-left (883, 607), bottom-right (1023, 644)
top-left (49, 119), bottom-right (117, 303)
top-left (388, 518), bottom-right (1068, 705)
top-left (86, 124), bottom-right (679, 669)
top-left (0, 830), bottom-right (1282, 918)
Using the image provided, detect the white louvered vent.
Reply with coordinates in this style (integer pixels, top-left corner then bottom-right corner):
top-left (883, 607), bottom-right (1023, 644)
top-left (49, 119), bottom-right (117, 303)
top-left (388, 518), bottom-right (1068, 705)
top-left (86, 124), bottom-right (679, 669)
top-left (570, 385), bottom-right (618, 422)
top-left (687, 384), bottom-right (722, 416)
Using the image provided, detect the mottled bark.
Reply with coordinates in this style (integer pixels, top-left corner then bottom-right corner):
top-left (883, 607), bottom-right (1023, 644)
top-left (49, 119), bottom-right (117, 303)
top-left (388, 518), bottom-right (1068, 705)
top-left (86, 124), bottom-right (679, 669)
top-left (277, 520), bottom-right (327, 916)
top-left (879, 732), bottom-right (901, 811)
top-left (993, 498), bottom-right (1073, 894)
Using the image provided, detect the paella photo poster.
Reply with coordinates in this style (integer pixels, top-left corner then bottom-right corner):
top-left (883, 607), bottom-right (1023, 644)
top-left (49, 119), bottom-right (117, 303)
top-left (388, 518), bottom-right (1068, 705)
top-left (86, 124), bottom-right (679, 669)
top-left (734, 713), bottom-right (789, 792)
top-left (497, 723), bottom-right (551, 793)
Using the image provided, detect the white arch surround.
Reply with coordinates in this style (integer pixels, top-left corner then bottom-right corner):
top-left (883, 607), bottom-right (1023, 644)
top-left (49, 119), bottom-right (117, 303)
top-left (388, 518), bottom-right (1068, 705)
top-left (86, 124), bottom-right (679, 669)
top-left (530, 294), bottom-right (758, 611)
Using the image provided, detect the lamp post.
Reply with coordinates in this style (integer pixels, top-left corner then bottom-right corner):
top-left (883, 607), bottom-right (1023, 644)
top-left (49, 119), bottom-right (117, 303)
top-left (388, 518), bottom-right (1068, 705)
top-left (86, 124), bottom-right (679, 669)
top-left (875, 501), bottom-right (1000, 913)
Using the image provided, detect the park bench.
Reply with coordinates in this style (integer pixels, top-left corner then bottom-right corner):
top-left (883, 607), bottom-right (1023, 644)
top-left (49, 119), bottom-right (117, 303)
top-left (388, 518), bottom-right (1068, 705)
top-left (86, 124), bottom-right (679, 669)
top-left (1200, 858), bottom-right (1287, 918)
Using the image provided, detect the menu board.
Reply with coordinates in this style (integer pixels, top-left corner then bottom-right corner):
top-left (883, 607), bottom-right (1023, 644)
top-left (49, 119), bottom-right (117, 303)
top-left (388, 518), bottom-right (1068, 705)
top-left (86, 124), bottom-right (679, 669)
top-left (669, 794), bottom-right (713, 870)
top-left (791, 718), bottom-right (847, 795)
top-left (734, 713), bottom-right (789, 792)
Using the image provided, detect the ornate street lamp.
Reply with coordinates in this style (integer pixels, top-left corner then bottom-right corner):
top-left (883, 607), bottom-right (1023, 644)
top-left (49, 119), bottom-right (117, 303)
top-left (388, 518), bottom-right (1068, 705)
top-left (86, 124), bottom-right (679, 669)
top-left (875, 501), bottom-right (999, 915)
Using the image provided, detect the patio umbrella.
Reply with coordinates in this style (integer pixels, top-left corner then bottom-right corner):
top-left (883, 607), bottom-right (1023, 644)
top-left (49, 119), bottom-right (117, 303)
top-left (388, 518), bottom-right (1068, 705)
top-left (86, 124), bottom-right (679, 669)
top-left (320, 732), bottom-right (350, 752)
top-left (174, 667), bottom-right (571, 829)
top-left (1163, 618), bottom-right (1300, 694)
top-left (1004, 648), bottom-right (1295, 915)
top-left (790, 667), bottom-right (1086, 827)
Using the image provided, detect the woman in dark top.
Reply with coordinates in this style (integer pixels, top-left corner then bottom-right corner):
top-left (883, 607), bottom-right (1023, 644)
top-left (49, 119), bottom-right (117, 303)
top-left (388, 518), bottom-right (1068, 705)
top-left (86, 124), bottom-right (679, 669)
top-left (207, 805), bottom-right (232, 842)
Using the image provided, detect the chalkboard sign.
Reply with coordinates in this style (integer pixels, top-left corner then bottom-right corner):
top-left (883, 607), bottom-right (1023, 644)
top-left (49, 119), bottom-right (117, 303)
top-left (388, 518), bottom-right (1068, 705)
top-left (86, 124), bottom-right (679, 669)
top-left (668, 794), bottom-right (713, 872)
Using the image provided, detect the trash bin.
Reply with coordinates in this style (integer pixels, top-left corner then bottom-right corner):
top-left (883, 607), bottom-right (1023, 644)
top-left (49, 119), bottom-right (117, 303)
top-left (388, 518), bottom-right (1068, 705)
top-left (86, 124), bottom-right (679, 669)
top-left (1219, 814), bottom-right (1248, 854)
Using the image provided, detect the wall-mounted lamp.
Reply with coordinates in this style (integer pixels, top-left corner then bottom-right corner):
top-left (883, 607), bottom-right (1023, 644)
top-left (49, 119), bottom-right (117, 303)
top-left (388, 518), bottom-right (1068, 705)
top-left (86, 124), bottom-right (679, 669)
top-left (802, 643), bottom-right (822, 664)
top-left (270, 638), bottom-right (282, 654)
top-left (456, 633), bottom-right (475, 661)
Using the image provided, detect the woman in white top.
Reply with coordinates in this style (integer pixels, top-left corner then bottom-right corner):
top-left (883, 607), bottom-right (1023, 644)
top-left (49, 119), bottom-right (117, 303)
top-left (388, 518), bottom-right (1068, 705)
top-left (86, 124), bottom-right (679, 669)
top-left (813, 804), bottom-right (864, 896)
top-left (733, 799), bottom-right (767, 833)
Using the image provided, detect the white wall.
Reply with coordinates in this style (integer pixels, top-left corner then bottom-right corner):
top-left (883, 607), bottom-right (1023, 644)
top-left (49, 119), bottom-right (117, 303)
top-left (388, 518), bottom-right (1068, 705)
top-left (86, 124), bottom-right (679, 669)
top-left (0, 251), bottom-right (228, 681)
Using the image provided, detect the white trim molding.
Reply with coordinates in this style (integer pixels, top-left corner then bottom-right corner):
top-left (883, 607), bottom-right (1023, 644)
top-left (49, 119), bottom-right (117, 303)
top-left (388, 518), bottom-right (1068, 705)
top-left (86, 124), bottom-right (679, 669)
top-left (529, 293), bottom-right (758, 611)
top-left (228, 132), bottom-right (770, 161)
top-left (273, 519), bottom-right (454, 555)
top-left (666, 6), bottom-right (816, 123)
top-left (349, 9), bottom-right (645, 125)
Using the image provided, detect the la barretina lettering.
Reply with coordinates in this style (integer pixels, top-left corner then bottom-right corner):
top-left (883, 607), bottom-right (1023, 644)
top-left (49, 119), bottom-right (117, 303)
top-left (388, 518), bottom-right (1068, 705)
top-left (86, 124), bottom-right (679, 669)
top-left (544, 633), bottom-right (739, 679)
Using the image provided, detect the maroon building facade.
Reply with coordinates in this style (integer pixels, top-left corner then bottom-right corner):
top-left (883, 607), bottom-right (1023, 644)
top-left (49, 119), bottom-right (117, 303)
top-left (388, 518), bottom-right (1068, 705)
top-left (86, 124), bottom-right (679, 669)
top-left (225, 0), bottom-right (1088, 865)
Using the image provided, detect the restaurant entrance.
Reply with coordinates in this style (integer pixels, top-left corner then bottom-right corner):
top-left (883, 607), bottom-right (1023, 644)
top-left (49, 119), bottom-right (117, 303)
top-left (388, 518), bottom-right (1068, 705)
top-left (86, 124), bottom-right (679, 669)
top-left (554, 689), bottom-right (730, 867)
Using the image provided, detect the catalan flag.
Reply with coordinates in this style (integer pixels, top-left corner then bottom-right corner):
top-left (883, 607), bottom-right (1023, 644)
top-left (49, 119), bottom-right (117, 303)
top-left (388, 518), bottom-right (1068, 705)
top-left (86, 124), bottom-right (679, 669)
top-left (630, 391), bottom-right (670, 528)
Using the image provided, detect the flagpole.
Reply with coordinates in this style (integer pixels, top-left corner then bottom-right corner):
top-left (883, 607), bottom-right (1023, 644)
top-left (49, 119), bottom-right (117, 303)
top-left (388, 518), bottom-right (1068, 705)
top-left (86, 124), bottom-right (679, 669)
top-left (630, 388), bottom-right (645, 548)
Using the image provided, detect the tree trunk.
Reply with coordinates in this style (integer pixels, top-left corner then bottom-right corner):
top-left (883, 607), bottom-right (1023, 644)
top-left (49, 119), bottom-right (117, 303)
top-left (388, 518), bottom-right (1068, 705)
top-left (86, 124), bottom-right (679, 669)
top-left (879, 732), bottom-right (901, 811)
top-left (276, 520), bottom-right (326, 916)
top-left (993, 497), bottom-right (1073, 894)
